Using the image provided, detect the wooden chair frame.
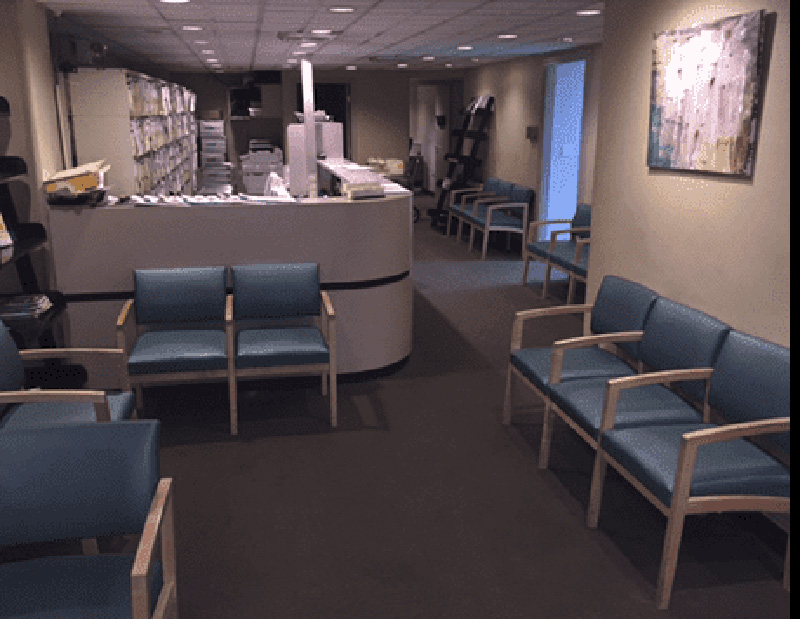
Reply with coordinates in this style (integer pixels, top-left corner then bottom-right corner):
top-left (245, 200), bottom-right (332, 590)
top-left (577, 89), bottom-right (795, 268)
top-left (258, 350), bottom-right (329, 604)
top-left (466, 199), bottom-right (531, 260)
top-left (457, 195), bottom-right (513, 247)
top-left (228, 291), bottom-right (337, 432)
top-left (0, 348), bottom-right (133, 423)
top-left (585, 370), bottom-right (790, 609)
top-left (132, 478), bottom-right (179, 619)
top-left (116, 297), bottom-right (234, 433)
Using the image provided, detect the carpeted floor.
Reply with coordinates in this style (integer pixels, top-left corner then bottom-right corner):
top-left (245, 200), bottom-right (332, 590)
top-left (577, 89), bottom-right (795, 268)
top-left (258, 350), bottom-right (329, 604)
top-left (59, 196), bottom-right (795, 617)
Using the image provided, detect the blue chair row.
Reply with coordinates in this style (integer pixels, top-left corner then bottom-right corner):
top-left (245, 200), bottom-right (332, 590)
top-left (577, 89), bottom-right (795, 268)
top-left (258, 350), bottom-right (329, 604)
top-left (0, 320), bottom-right (136, 430)
top-left (446, 176), bottom-right (536, 259)
top-left (503, 275), bottom-right (790, 609)
top-left (522, 203), bottom-right (591, 303)
top-left (1, 420), bottom-right (177, 618)
top-left (117, 262), bottom-right (336, 436)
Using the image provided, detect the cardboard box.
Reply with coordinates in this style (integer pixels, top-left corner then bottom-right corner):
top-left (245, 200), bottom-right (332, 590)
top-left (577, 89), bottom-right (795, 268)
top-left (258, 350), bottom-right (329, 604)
top-left (43, 161), bottom-right (109, 195)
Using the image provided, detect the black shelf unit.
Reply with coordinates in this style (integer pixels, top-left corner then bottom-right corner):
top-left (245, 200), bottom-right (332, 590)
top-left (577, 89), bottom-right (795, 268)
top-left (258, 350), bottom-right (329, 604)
top-left (428, 95), bottom-right (494, 230)
top-left (1, 95), bottom-right (65, 349)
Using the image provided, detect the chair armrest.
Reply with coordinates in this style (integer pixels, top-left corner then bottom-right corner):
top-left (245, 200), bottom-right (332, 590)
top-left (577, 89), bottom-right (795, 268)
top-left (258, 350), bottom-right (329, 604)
top-left (598, 368), bottom-right (715, 432)
top-left (19, 348), bottom-right (129, 391)
top-left (132, 478), bottom-right (176, 619)
top-left (549, 332), bottom-right (645, 384)
top-left (321, 291), bottom-right (335, 321)
top-left (548, 226), bottom-right (590, 241)
top-left (509, 304), bottom-right (594, 350)
top-left (116, 299), bottom-right (137, 354)
top-left (0, 389), bottom-right (112, 422)
top-left (575, 238), bottom-right (590, 260)
top-left (526, 219), bottom-right (573, 243)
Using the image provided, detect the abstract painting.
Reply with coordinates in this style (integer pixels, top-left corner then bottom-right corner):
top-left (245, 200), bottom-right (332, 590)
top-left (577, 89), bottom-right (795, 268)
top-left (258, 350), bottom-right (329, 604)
top-left (647, 10), bottom-right (766, 177)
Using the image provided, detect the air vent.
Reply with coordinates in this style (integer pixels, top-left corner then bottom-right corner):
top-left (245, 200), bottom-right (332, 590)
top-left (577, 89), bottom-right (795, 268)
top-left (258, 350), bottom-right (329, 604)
top-left (277, 31), bottom-right (340, 42)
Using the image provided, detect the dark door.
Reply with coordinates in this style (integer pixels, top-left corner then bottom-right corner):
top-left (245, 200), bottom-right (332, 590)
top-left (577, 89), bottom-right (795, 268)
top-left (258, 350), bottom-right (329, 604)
top-left (296, 82), bottom-right (350, 159)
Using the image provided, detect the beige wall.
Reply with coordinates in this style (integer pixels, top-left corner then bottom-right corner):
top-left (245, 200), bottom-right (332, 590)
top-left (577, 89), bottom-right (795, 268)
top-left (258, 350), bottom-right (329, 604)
top-left (589, 0), bottom-right (790, 346)
top-left (462, 46), bottom-right (603, 209)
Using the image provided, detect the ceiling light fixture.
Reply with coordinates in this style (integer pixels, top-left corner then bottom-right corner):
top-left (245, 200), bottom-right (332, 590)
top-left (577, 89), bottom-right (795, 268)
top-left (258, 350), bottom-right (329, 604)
top-left (205, 58), bottom-right (218, 63)
top-left (497, 34), bottom-right (517, 39)
top-left (312, 29), bottom-right (332, 35)
top-left (561, 37), bottom-right (574, 43)
top-left (194, 40), bottom-right (209, 45)
top-left (397, 63), bottom-right (408, 68)
top-left (292, 50), bottom-right (307, 55)
top-left (576, 9), bottom-right (602, 16)
top-left (471, 58), bottom-right (480, 62)
top-left (201, 49), bottom-right (215, 54)
top-left (160, 0), bottom-right (190, 3)
top-left (457, 45), bottom-right (472, 51)
top-left (287, 58), bottom-right (299, 64)
top-left (329, 6), bottom-right (354, 13)
top-left (346, 65), bottom-right (357, 71)
top-left (423, 56), bottom-right (435, 61)
top-left (445, 63), bottom-right (453, 68)
top-left (299, 42), bottom-right (318, 48)
top-left (182, 25), bottom-right (202, 31)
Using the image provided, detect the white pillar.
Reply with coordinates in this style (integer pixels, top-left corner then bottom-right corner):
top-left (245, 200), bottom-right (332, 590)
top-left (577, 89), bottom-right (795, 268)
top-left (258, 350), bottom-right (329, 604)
top-left (301, 59), bottom-right (317, 198)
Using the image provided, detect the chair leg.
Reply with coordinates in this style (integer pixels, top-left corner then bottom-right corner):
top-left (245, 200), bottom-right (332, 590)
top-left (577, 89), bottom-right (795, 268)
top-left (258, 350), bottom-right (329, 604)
top-left (468, 226), bottom-right (475, 252)
top-left (522, 255), bottom-right (531, 285)
top-left (329, 369), bottom-right (338, 428)
top-left (455, 218), bottom-right (463, 242)
top-left (481, 228), bottom-right (489, 260)
top-left (567, 274), bottom-right (576, 304)
top-left (784, 532), bottom-right (791, 591)
top-left (82, 538), bottom-right (100, 555)
top-left (135, 386), bottom-right (144, 411)
top-left (538, 400), bottom-right (555, 469)
top-left (656, 507), bottom-right (688, 610)
top-left (586, 451), bottom-right (608, 528)
top-left (321, 372), bottom-right (328, 396)
top-left (502, 364), bottom-right (514, 425)
top-left (228, 375), bottom-right (239, 436)
top-left (542, 263), bottom-right (552, 298)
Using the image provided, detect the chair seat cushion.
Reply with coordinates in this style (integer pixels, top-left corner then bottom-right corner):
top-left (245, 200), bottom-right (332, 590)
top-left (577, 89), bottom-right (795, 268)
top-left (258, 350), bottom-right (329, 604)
top-left (0, 554), bottom-right (162, 618)
top-left (236, 326), bottom-right (329, 369)
top-left (603, 423), bottom-right (792, 507)
top-left (550, 247), bottom-right (589, 277)
top-left (549, 378), bottom-right (703, 440)
top-left (465, 209), bottom-right (524, 229)
top-left (0, 392), bottom-right (135, 430)
top-left (127, 330), bottom-right (228, 375)
top-left (510, 347), bottom-right (635, 395)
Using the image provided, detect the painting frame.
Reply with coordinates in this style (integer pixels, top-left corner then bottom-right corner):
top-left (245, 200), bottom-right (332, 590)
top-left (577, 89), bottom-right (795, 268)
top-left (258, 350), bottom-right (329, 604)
top-left (647, 10), bottom-right (766, 178)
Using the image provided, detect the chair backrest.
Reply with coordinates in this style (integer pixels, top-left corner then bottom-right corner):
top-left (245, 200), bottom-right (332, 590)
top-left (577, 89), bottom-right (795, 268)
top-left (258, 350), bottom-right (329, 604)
top-left (134, 266), bottom-right (227, 325)
top-left (0, 420), bottom-right (160, 547)
top-left (495, 180), bottom-right (515, 198)
top-left (590, 276), bottom-right (659, 360)
top-left (639, 297), bottom-right (730, 402)
top-left (482, 177), bottom-right (501, 193)
top-left (0, 320), bottom-right (24, 392)
top-left (571, 203), bottom-right (592, 239)
top-left (508, 186), bottom-right (535, 206)
top-left (232, 263), bottom-right (321, 319)
top-left (709, 330), bottom-right (790, 456)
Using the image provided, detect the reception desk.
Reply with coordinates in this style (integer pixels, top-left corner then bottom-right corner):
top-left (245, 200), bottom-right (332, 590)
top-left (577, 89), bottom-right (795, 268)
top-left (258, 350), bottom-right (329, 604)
top-left (48, 192), bottom-right (413, 374)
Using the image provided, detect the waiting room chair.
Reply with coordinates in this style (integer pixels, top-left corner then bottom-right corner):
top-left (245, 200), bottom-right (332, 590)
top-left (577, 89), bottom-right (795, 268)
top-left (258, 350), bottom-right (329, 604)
top-left (446, 176), bottom-right (502, 236)
top-left (463, 185), bottom-right (535, 259)
top-left (117, 266), bottom-right (234, 434)
top-left (230, 263), bottom-right (337, 430)
top-left (0, 419), bottom-right (178, 618)
top-left (0, 319), bottom-right (135, 430)
top-left (522, 203), bottom-right (591, 299)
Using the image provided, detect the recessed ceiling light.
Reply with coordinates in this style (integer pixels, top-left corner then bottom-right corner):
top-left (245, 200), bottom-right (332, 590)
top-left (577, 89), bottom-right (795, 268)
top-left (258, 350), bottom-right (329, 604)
top-left (397, 63), bottom-right (408, 68)
top-left (497, 34), bottom-right (517, 39)
top-left (312, 29), bottom-right (332, 35)
top-left (201, 49), bottom-right (215, 54)
top-left (445, 63), bottom-right (453, 68)
top-left (423, 56), bottom-right (435, 61)
top-left (471, 58), bottom-right (480, 62)
top-left (457, 45), bottom-right (472, 51)
top-left (194, 40), bottom-right (209, 45)
top-left (346, 65), bottom-right (357, 71)
top-left (576, 9), bottom-right (602, 16)
top-left (561, 37), bottom-right (574, 43)
top-left (205, 58), bottom-right (218, 63)
top-left (287, 58), bottom-right (299, 64)
top-left (292, 50), bottom-right (307, 55)
top-left (329, 6), bottom-right (354, 13)
top-left (299, 42), bottom-right (317, 48)
top-left (160, 0), bottom-right (189, 3)
top-left (182, 25), bottom-right (203, 31)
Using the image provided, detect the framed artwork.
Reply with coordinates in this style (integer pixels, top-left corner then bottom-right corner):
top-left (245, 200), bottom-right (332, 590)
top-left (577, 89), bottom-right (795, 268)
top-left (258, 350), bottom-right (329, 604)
top-left (647, 10), bottom-right (766, 177)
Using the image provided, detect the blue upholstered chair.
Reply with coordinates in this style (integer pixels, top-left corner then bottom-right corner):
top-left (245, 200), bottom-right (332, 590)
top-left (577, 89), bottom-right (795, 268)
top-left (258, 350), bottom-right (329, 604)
top-left (503, 275), bottom-right (659, 467)
top-left (522, 203), bottom-right (592, 300)
top-left (116, 266), bottom-right (234, 433)
top-left (0, 319), bottom-right (135, 430)
top-left (454, 179), bottom-right (516, 245)
top-left (446, 176), bottom-right (502, 235)
top-left (543, 297), bottom-right (731, 472)
top-left (462, 185), bottom-right (536, 259)
top-left (230, 263), bottom-right (337, 430)
top-left (586, 330), bottom-right (790, 609)
top-left (0, 419), bottom-right (178, 618)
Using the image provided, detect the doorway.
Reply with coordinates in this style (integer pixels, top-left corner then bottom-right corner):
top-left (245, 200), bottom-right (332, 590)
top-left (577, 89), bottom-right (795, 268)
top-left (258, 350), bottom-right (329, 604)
top-left (539, 60), bottom-right (586, 239)
top-left (296, 82), bottom-right (350, 159)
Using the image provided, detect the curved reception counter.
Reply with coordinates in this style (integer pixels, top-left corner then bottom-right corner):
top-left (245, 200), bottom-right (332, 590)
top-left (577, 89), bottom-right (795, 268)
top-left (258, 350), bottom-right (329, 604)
top-left (48, 192), bottom-right (413, 374)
